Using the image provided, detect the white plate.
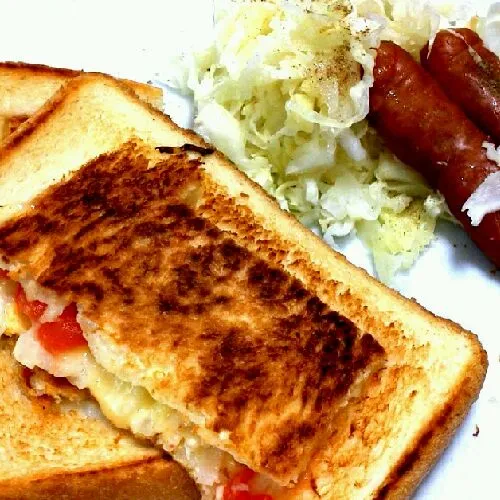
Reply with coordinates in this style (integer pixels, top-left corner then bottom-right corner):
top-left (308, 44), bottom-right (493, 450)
top-left (0, 0), bottom-right (498, 498)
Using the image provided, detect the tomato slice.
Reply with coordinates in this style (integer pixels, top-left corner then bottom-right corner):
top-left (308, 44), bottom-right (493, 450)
top-left (223, 468), bottom-right (273, 500)
top-left (0, 269), bottom-right (9, 279)
top-left (15, 284), bottom-right (47, 321)
top-left (36, 303), bottom-right (87, 355)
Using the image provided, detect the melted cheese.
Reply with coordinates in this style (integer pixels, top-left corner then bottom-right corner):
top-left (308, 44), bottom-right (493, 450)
top-left (84, 359), bottom-right (236, 488)
top-left (14, 329), bottom-right (237, 493)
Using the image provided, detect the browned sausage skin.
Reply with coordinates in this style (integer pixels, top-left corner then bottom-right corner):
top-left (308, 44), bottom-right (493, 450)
top-left (421, 28), bottom-right (500, 143)
top-left (369, 40), bottom-right (500, 267)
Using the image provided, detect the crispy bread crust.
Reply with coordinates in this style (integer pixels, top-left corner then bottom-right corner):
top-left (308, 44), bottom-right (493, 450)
top-left (0, 458), bottom-right (200, 500)
top-left (2, 115), bottom-right (28, 136)
top-left (24, 366), bottom-right (90, 402)
top-left (0, 74), bottom-right (487, 497)
top-left (0, 61), bottom-right (79, 78)
top-left (0, 61), bottom-right (163, 116)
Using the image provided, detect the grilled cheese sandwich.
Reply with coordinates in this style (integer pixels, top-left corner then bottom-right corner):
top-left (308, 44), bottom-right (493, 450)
top-left (0, 140), bottom-right (385, 498)
top-left (0, 72), bottom-right (487, 500)
top-left (0, 63), bottom-right (203, 500)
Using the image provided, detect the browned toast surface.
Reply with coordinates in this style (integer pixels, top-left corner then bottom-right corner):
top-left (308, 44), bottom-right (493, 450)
top-left (0, 74), bottom-right (487, 498)
top-left (0, 141), bottom-right (383, 485)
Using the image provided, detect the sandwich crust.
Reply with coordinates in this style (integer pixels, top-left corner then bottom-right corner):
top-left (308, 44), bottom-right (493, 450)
top-left (0, 142), bottom-right (383, 485)
top-left (0, 458), bottom-right (199, 500)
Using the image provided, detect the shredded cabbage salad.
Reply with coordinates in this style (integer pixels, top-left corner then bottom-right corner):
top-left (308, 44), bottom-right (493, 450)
top-left (167, 0), bottom-right (479, 282)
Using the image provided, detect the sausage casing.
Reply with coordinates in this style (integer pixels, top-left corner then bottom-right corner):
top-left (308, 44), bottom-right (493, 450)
top-left (421, 28), bottom-right (500, 143)
top-left (369, 41), bottom-right (500, 267)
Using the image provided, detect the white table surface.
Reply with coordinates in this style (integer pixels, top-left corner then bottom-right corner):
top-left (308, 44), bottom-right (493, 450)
top-left (0, 1), bottom-right (498, 498)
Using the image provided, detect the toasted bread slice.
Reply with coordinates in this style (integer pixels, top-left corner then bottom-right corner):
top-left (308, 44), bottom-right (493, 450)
top-left (0, 140), bottom-right (384, 488)
top-left (0, 338), bottom-right (199, 500)
top-left (0, 61), bottom-right (163, 121)
top-left (0, 74), bottom-right (487, 498)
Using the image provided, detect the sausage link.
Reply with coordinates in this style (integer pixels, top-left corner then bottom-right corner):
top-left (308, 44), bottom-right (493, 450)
top-left (421, 28), bottom-right (500, 143)
top-left (369, 41), bottom-right (500, 267)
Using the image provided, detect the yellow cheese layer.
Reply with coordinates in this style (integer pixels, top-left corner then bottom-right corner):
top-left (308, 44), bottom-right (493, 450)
top-left (72, 352), bottom-right (235, 490)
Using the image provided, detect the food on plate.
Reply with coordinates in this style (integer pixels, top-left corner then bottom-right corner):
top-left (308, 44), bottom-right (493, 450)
top-left (0, 338), bottom-right (198, 500)
top-left (0, 72), bottom-right (487, 498)
top-left (169, 0), bottom-right (462, 281)
top-left (369, 40), bottom-right (500, 268)
top-left (420, 28), bottom-right (500, 143)
top-left (170, 0), bottom-right (500, 278)
top-left (0, 61), bottom-right (164, 138)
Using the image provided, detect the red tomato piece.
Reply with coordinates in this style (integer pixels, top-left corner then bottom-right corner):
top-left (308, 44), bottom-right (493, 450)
top-left (229, 468), bottom-right (256, 487)
top-left (36, 303), bottom-right (87, 355)
top-left (15, 284), bottom-right (47, 321)
top-left (232, 494), bottom-right (272, 500)
top-left (0, 269), bottom-right (9, 279)
top-left (223, 468), bottom-right (272, 500)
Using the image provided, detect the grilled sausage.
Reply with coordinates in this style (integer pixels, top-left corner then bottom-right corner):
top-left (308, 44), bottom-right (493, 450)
top-left (369, 40), bottom-right (500, 267)
top-left (421, 28), bottom-right (500, 143)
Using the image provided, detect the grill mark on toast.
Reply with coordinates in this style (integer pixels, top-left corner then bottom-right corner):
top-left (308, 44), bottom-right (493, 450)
top-left (0, 141), bottom-right (384, 482)
top-left (5, 115), bottom-right (29, 135)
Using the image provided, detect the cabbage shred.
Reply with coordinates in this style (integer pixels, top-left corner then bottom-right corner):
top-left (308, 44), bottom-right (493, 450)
top-left (169, 0), bottom-right (465, 281)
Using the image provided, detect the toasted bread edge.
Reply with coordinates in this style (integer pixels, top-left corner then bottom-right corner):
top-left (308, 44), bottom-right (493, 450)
top-left (0, 61), bottom-right (163, 114)
top-left (0, 72), bottom-right (186, 164)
